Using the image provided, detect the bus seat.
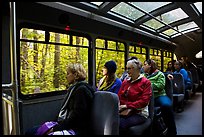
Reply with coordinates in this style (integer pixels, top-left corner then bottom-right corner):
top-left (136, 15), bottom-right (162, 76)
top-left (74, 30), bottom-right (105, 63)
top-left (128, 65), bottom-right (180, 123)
top-left (19, 95), bottom-right (65, 135)
top-left (164, 73), bottom-right (173, 101)
top-left (126, 91), bottom-right (154, 135)
top-left (186, 71), bottom-right (193, 97)
top-left (172, 73), bottom-right (185, 110)
top-left (189, 69), bottom-right (199, 93)
top-left (91, 91), bottom-right (119, 135)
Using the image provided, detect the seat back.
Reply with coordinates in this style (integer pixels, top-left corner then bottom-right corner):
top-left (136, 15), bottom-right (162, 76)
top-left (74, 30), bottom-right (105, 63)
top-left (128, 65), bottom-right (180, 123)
top-left (91, 91), bottom-right (119, 135)
top-left (189, 69), bottom-right (200, 91)
top-left (189, 69), bottom-right (199, 85)
top-left (187, 71), bottom-right (193, 89)
top-left (148, 92), bottom-right (154, 121)
top-left (164, 73), bottom-right (173, 101)
top-left (172, 73), bottom-right (185, 94)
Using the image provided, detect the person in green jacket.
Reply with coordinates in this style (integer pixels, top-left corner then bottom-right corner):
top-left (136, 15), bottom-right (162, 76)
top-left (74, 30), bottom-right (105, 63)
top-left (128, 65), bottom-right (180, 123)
top-left (143, 59), bottom-right (177, 135)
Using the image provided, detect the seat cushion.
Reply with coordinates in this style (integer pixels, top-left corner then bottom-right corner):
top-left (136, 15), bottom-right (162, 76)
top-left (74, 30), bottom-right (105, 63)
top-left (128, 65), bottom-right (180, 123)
top-left (127, 118), bottom-right (151, 135)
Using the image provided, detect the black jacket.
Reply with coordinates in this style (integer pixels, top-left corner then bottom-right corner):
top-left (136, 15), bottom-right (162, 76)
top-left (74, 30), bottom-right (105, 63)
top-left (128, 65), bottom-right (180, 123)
top-left (53, 81), bottom-right (95, 135)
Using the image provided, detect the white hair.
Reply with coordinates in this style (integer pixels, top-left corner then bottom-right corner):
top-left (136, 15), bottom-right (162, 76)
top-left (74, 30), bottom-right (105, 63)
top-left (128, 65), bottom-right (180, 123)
top-left (127, 59), bottom-right (142, 70)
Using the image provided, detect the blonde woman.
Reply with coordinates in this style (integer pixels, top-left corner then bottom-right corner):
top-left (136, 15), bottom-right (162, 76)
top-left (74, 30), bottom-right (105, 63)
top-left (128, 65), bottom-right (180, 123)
top-left (26, 63), bottom-right (95, 135)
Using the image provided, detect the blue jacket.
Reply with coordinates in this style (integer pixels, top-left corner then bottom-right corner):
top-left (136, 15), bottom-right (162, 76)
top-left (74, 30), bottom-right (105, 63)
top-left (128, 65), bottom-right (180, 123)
top-left (174, 68), bottom-right (192, 87)
top-left (109, 78), bottom-right (122, 94)
top-left (98, 78), bottom-right (122, 94)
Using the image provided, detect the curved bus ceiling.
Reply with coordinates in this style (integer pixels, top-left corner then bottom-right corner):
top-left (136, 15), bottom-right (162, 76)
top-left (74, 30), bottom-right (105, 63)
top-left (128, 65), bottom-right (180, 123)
top-left (32, 2), bottom-right (202, 63)
top-left (60, 2), bottom-right (201, 42)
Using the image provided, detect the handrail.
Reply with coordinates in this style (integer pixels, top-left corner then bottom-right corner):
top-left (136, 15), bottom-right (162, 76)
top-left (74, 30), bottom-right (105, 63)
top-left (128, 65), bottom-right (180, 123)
top-left (6, 2), bottom-right (20, 135)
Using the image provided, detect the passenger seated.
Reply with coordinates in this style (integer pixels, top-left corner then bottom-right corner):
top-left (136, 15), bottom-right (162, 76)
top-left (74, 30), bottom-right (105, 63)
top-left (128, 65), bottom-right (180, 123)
top-left (97, 60), bottom-right (122, 94)
top-left (143, 59), bottom-right (177, 135)
top-left (174, 60), bottom-right (192, 100)
top-left (120, 56), bottom-right (138, 82)
top-left (165, 60), bottom-right (176, 73)
top-left (25, 63), bottom-right (95, 135)
top-left (117, 58), bottom-right (152, 134)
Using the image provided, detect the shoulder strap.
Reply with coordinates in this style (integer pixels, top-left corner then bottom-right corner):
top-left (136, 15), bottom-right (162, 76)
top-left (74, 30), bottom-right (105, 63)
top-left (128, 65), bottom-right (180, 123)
top-left (58, 84), bottom-right (78, 121)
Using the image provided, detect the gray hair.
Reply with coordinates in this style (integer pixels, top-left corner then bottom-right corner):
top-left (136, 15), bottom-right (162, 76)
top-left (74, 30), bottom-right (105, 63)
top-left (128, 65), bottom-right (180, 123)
top-left (127, 58), bottom-right (142, 70)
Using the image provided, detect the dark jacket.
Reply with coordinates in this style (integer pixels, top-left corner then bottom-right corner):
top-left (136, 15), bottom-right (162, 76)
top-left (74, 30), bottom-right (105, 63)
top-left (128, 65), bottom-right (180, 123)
top-left (53, 81), bottom-right (95, 135)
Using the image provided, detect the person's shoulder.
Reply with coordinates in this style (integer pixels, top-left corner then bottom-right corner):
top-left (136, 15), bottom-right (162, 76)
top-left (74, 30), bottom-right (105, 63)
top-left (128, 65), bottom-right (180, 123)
top-left (115, 78), bottom-right (122, 83)
top-left (142, 76), bottom-right (149, 81)
top-left (76, 83), bottom-right (95, 98)
top-left (76, 82), bottom-right (95, 92)
top-left (180, 68), bottom-right (187, 73)
top-left (141, 76), bottom-right (151, 84)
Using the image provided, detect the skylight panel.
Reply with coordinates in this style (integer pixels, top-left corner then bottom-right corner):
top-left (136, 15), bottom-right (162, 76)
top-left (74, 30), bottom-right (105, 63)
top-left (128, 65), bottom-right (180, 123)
top-left (171, 27), bottom-right (200, 38)
top-left (160, 8), bottom-right (189, 24)
top-left (162, 28), bottom-right (177, 36)
top-left (111, 2), bottom-right (145, 20)
top-left (162, 22), bottom-right (199, 37)
top-left (194, 2), bottom-right (202, 14)
top-left (90, 2), bottom-right (103, 6)
top-left (143, 18), bottom-right (165, 30)
top-left (195, 50), bottom-right (202, 58)
top-left (129, 2), bottom-right (171, 13)
top-left (178, 21), bottom-right (199, 32)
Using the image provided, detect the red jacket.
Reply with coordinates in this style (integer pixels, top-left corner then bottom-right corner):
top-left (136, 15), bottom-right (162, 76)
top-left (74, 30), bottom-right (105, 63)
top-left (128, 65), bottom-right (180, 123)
top-left (118, 76), bottom-right (152, 111)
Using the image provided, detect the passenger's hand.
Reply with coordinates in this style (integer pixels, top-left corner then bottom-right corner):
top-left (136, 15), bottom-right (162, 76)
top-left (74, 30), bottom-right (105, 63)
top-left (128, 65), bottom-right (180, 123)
top-left (119, 105), bottom-right (127, 111)
top-left (167, 74), bottom-right (174, 80)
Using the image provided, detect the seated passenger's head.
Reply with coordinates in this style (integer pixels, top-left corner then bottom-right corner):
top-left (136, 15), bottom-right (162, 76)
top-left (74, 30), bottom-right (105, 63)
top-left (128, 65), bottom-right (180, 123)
top-left (126, 58), bottom-right (142, 79)
top-left (167, 61), bottom-right (172, 68)
top-left (126, 56), bottom-right (138, 63)
top-left (174, 60), bottom-right (182, 70)
top-left (67, 63), bottom-right (87, 84)
top-left (143, 59), bottom-right (157, 74)
top-left (103, 60), bottom-right (117, 76)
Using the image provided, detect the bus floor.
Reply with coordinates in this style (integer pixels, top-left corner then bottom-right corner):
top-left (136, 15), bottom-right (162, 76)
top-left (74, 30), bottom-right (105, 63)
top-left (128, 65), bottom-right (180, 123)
top-left (174, 91), bottom-right (202, 135)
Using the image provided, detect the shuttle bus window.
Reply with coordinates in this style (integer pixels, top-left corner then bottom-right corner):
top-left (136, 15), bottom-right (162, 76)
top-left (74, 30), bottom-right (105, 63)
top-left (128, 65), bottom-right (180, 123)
top-left (129, 45), bottom-right (134, 52)
top-left (20, 28), bottom-right (45, 41)
top-left (95, 38), bottom-right (125, 86)
top-left (20, 28), bottom-right (89, 96)
top-left (118, 42), bottom-right (125, 51)
top-left (142, 48), bottom-right (146, 54)
top-left (136, 47), bottom-right (140, 53)
top-left (108, 40), bottom-right (116, 50)
top-left (173, 53), bottom-right (177, 60)
top-left (158, 50), bottom-right (161, 56)
top-left (49, 32), bottom-right (70, 44)
top-left (96, 39), bottom-right (105, 48)
top-left (163, 51), bottom-right (172, 72)
top-left (72, 36), bottom-right (89, 46)
top-left (129, 44), bottom-right (147, 65)
top-left (150, 48), bottom-right (161, 70)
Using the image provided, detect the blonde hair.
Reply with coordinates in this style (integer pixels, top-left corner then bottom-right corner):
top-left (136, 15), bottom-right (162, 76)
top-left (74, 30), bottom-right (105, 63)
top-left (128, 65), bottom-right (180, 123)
top-left (67, 63), bottom-right (87, 81)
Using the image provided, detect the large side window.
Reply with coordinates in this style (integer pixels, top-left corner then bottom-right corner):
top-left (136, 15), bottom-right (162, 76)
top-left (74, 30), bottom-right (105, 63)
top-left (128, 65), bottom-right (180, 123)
top-left (163, 51), bottom-right (173, 72)
top-left (150, 48), bottom-right (162, 70)
top-left (20, 28), bottom-right (89, 95)
top-left (129, 44), bottom-right (147, 65)
top-left (95, 38), bottom-right (125, 86)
